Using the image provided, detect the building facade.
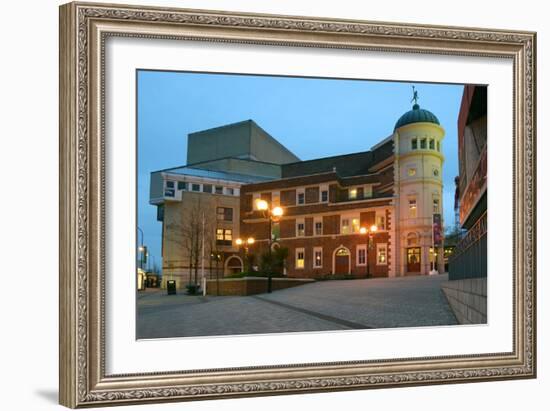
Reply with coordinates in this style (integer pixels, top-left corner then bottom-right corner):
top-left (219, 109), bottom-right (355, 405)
top-left (442, 85), bottom-right (487, 324)
top-left (240, 101), bottom-right (446, 278)
top-left (151, 100), bottom-right (447, 284)
top-left (150, 120), bottom-right (299, 288)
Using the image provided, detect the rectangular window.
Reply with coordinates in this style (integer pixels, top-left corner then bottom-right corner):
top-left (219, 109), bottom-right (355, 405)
top-left (320, 186), bottom-right (329, 202)
top-left (429, 139), bottom-right (435, 150)
top-left (349, 188), bottom-right (357, 200)
top-left (420, 138), bottom-right (427, 149)
top-left (296, 220), bottom-right (305, 237)
top-left (202, 184), bottom-right (212, 193)
top-left (376, 213), bottom-right (386, 230)
top-left (191, 183), bottom-right (201, 192)
top-left (411, 138), bottom-right (418, 150)
top-left (437, 141), bottom-right (441, 152)
top-left (217, 207), bottom-right (233, 221)
top-left (297, 189), bottom-right (305, 205)
top-left (216, 228), bottom-right (232, 246)
top-left (177, 181), bottom-right (186, 190)
top-left (433, 198), bottom-right (440, 213)
top-left (341, 218), bottom-right (350, 234)
top-left (313, 247), bottom-right (323, 268)
top-left (226, 187), bottom-right (234, 196)
top-left (295, 248), bottom-right (305, 269)
top-left (409, 198), bottom-right (417, 218)
top-left (377, 243), bottom-right (387, 265)
top-left (215, 185), bottom-right (223, 194)
top-left (164, 180), bottom-right (175, 197)
top-left (272, 191), bottom-right (280, 207)
top-left (314, 220), bottom-right (323, 236)
top-left (357, 245), bottom-right (367, 266)
top-left (351, 217), bottom-right (361, 233)
top-left (363, 185), bottom-right (373, 198)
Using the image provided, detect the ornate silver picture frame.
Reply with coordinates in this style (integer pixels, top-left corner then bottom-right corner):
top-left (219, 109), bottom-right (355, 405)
top-left (59, 1), bottom-right (536, 408)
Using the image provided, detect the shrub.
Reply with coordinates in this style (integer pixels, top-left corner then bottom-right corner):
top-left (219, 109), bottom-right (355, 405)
top-left (185, 283), bottom-right (200, 295)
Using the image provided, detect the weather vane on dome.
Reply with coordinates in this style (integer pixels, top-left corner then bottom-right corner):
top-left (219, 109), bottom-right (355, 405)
top-left (411, 85), bottom-right (419, 106)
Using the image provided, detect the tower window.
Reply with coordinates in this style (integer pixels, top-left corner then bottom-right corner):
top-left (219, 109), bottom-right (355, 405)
top-left (420, 138), bottom-right (427, 149)
top-left (429, 139), bottom-right (435, 150)
top-left (409, 198), bottom-right (417, 218)
top-left (437, 141), bottom-right (441, 152)
top-left (433, 198), bottom-right (440, 213)
top-left (411, 138), bottom-right (418, 150)
top-left (433, 168), bottom-right (440, 177)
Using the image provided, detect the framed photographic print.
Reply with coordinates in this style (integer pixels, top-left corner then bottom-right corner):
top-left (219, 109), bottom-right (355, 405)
top-left (59, 1), bottom-right (537, 408)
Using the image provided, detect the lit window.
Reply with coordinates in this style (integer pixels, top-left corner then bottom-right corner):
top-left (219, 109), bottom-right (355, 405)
top-left (272, 191), bottom-right (280, 207)
top-left (177, 181), bottom-right (187, 190)
top-left (192, 183), bottom-right (201, 192)
top-left (351, 217), bottom-right (360, 233)
top-left (296, 220), bottom-right (305, 237)
top-left (411, 138), bottom-right (418, 150)
top-left (377, 244), bottom-right (387, 265)
top-left (433, 198), bottom-right (440, 213)
top-left (429, 139), bottom-right (435, 150)
top-left (341, 218), bottom-right (350, 234)
top-left (408, 168), bottom-right (416, 176)
top-left (215, 185), bottom-right (223, 194)
top-left (313, 247), bottom-right (322, 268)
top-left (296, 248), bottom-right (305, 269)
top-left (357, 245), bottom-right (367, 266)
top-left (420, 138), bottom-right (427, 149)
top-left (349, 188), bottom-right (357, 200)
top-left (216, 228), bottom-right (232, 245)
top-left (315, 220), bottom-right (323, 236)
top-left (363, 185), bottom-right (373, 198)
top-left (409, 198), bottom-right (417, 218)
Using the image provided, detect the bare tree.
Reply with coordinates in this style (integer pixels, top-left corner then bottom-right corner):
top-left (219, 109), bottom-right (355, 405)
top-left (166, 196), bottom-right (215, 287)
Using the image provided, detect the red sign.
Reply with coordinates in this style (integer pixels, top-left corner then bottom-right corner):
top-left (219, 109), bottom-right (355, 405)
top-left (433, 213), bottom-right (443, 247)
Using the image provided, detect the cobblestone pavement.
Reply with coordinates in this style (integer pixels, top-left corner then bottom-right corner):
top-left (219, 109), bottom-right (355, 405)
top-left (137, 274), bottom-right (457, 339)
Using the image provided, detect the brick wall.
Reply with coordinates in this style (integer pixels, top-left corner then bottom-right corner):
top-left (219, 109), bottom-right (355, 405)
top-left (205, 277), bottom-right (315, 296)
top-left (440, 278), bottom-right (487, 324)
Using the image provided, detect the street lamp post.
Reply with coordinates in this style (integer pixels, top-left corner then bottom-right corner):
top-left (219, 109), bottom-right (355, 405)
top-left (255, 199), bottom-right (284, 293)
top-left (360, 224), bottom-right (378, 278)
top-left (235, 237), bottom-right (255, 273)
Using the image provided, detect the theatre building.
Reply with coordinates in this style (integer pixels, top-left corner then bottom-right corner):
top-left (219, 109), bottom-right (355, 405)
top-left (240, 100), bottom-right (446, 278)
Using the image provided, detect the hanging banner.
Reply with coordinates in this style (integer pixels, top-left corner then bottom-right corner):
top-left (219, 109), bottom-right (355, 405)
top-left (433, 213), bottom-right (443, 247)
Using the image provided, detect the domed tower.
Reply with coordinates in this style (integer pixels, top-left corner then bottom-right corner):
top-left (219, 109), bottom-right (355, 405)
top-left (392, 89), bottom-right (445, 276)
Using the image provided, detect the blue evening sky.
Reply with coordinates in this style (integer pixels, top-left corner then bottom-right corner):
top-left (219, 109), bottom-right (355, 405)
top-left (137, 70), bottom-right (463, 271)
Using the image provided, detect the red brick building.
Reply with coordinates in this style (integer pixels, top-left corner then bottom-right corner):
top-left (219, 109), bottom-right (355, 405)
top-left (240, 141), bottom-right (395, 278)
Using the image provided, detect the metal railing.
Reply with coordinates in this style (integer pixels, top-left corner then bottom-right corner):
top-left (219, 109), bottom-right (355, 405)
top-left (448, 212), bottom-right (487, 281)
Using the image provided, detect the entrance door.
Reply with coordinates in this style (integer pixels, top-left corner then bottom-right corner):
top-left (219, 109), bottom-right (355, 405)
top-left (334, 248), bottom-right (350, 275)
top-left (407, 247), bottom-right (421, 273)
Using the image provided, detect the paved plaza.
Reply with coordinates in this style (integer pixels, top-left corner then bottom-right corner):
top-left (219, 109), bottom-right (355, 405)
top-left (136, 274), bottom-right (457, 339)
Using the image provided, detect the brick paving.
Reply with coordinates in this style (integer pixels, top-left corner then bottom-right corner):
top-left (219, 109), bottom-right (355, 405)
top-left (136, 274), bottom-right (457, 339)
